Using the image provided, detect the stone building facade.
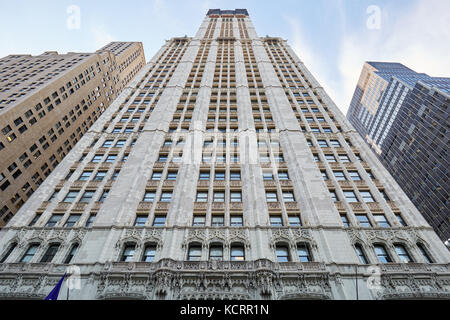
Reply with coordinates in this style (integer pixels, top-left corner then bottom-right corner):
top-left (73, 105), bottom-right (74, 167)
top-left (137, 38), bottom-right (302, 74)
top-left (0, 42), bottom-right (145, 226)
top-left (0, 10), bottom-right (448, 300)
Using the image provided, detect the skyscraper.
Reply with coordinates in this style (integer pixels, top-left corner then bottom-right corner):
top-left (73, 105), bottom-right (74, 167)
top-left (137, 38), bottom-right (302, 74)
top-left (0, 10), bottom-right (448, 300)
top-left (347, 62), bottom-right (450, 241)
top-left (0, 42), bottom-right (146, 226)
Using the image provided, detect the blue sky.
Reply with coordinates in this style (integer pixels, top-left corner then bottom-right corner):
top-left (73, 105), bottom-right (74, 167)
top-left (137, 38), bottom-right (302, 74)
top-left (1, 0), bottom-right (449, 113)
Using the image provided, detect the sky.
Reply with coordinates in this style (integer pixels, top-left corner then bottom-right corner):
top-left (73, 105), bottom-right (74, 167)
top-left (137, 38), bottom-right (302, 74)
top-left (0, 0), bottom-right (449, 114)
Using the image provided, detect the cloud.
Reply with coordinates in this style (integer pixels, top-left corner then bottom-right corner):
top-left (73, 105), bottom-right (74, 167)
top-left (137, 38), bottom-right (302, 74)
top-left (284, 15), bottom-right (343, 115)
top-left (91, 25), bottom-right (116, 49)
top-left (337, 0), bottom-right (450, 113)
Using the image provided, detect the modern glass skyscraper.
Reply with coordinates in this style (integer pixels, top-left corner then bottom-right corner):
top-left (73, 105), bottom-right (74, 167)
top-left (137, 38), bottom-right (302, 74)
top-left (0, 10), bottom-right (448, 300)
top-left (347, 62), bottom-right (450, 241)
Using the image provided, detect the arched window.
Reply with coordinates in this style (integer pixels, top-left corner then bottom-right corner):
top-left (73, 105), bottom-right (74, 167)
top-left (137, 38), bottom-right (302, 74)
top-left (209, 244), bottom-right (223, 261)
top-left (40, 243), bottom-right (61, 263)
top-left (374, 244), bottom-right (392, 263)
top-left (21, 243), bottom-right (40, 263)
top-left (297, 243), bottom-right (312, 262)
top-left (0, 242), bottom-right (17, 263)
top-left (64, 243), bottom-right (79, 264)
top-left (142, 244), bottom-right (156, 262)
top-left (394, 244), bottom-right (413, 263)
top-left (276, 244), bottom-right (290, 262)
top-left (417, 243), bottom-right (434, 264)
top-left (121, 243), bottom-right (136, 262)
top-left (187, 244), bottom-right (202, 261)
top-left (230, 244), bottom-right (245, 261)
top-left (354, 244), bottom-right (369, 264)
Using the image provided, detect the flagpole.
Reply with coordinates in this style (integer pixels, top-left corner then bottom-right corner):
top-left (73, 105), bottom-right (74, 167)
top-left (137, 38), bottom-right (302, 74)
top-left (66, 272), bottom-right (70, 300)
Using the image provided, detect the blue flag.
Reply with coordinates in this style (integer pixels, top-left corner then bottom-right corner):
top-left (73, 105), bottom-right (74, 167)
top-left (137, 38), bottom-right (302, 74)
top-left (45, 273), bottom-right (67, 300)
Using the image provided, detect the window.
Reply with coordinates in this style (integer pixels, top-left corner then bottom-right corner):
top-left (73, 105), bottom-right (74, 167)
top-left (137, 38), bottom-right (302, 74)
top-left (230, 216), bottom-right (243, 227)
top-left (105, 155), bottom-right (117, 163)
top-left (199, 172), bottom-right (210, 180)
top-left (325, 154), bottom-right (336, 163)
top-left (102, 140), bottom-right (114, 148)
top-left (348, 171), bottom-right (362, 181)
top-left (91, 154), bottom-right (103, 163)
top-left (40, 244), bottom-right (60, 263)
top-left (142, 245), bottom-right (156, 262)
top-left (288, 216), bottom-right (302, 227)
top-left (395, 244), bottom-right (413, 263)
top-left (93, 171), bottom-right (107, 181)
top-left (212, 216), bottom-right (224, 227)
top-left (366, 171), bottom-right (375, 179)
top-left (152, 172), bottom-right (163, 180)
top-left (143, 192), bottom-right (156, 202)
top-left (48, 190), bottom-right (59, 202)
top-left (29, 214), bottom-right (41, 227)
top-left (339, 154), bottom-right (351, 163)
top-left (85, 215), bottom-right (96, 228)
top-left (297, 243), bottom-right (312, 262)
top-left (360, 191), bottom-right (375, 203)
top-left (355, 244), bottom-right (369, 264)
top-left (63, 243), bottom-right (79, 264)
top-left (63, 191), bottom-right (79, 203)
top-left (333, 171), bottom-right (346, 181)
top-left (270, 216), bottom-right (283, 227)
top-left (374, 245), bottom-right (392, 263)
top-left (283, 192), bottom-right (295, 202)
top-left (276, 245), bottom-right (290, 262)
top-left (167, 171), bottom-right (178, 180)
top-left (46, 214), bottom-right (63, 227)
top-left (112, 171), bottom-right (120, 181)
top-left (215, 172), bottom-right (225, 181)
top-left (374, 215), bottom-right (390, 228)
top-left (209, 245), bottom-right (223, 261)
top-left (64, 215), bottom-right (81, 228)
top-left (395, 214), bottom-right (407, 227)
top-left (330, 191), bottom-right (338, 202)
top-left (263, 172), bottom-right (274, 180)
top-left (153, 216), bottom-right (166, 227)
top-left (121, 244), bottom-right (136, 262)
top-left (278, 172), bottom-right (289, 180)
top-left (160, 192), bottom-right (173, 202)
top-left (99, 190), bottom-right (109, 202)
top-left (230, 172), bottom-right (241, 181)
top-left (231, 245), bottom-right (245, 261)
top-left (134, 215), bottom-right (148, 227)
top-left (341, 214), bottom-right (350, 227)
top-left (344, 191), bottom-right (358, 203)
top-left (321, 171), bottom-right (329, 180)
top-left (213, 192), bottom-right (225, 203)
top-left (317, 140), bottom-right (328, 147)
top-left (21, 244), bottom-right (39, 263)
top-left (0, 243), bottom-right (17, 263)
top-left (193, 216), bottom-right (206, 227)
top-left (230, 192), bottom-right (242, 202)
top-left (417, 243), bottom-right (433, 263)
top-left (356, 215), bottom-right (371, 228)
top-left (115, 140), bottom-right (127, 148)
top-left (80, 191), bottom-right (95, 203)
top-left (188, 245), bottom-right (202, 261)
top-left (78, 171), bottom-right (92, 181)
top-left (266, 192), bottom-right (278, 202)
top-left (330, 140), bottom-right (341, 147)
top-left (380, 190), bottom-right (390, 201)
top-left (196, 192), bottom-right (208, 202)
